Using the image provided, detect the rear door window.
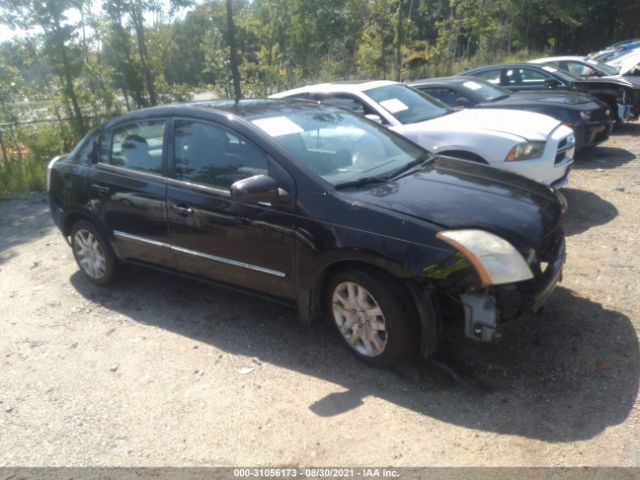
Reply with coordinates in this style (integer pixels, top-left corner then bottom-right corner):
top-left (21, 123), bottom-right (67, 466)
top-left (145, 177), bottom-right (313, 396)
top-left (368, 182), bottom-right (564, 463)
top-left (99, 120), bottom-right (166, 175)
top-left (518, 67), bottom-right (548, 86)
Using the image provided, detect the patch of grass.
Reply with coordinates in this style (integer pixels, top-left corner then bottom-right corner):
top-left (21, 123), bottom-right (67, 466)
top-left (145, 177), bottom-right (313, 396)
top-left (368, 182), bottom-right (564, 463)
top-left (0, 122), bottom-right (67, 198)
top-left (0, 154), bottom-right (48, 199)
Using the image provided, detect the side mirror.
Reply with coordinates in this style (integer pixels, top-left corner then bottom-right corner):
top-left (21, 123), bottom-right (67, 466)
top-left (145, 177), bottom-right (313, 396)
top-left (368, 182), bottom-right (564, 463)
top-left (230, 174), bottom-right (287, 206)
top-left (364, 113), bottom-right (383, 124)
top-left (544, 78), bottom-right (562, 88)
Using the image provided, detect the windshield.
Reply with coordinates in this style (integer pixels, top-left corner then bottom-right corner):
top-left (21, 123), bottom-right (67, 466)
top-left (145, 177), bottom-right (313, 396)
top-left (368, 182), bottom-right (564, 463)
top-left (586, 59), bottom-right (620, 75)
top-left (459, 78), bottom-right (510, 101)
top-left (364, 84), bottom-right (452, 124)
top-left (540, 65), bottom-right (580, 83)
top-left (251, 107), bottom-right (427, 187)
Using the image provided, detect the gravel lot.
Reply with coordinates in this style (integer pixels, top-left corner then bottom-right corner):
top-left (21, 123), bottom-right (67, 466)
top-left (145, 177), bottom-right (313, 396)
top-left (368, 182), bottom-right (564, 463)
top-left (0, 124), bottom-right (639, 467)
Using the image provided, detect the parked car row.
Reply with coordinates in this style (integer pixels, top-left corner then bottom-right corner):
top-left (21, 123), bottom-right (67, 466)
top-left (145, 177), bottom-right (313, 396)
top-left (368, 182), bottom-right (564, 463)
top-left (49, 41), bottom-right (636, 367)
top-left (461, 63), bottom-right (640, 123)
top-left (271, 81), bottom-right (576, 187)
top-left (408, 76), bottom-right (611, 151)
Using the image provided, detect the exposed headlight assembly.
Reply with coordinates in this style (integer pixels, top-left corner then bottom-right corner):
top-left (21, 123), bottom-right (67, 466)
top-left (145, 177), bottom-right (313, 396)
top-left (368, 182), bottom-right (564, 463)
top-left (505, 141), bottom-right (545, 161)
top-left (436, 229), bottom-right (534, 285)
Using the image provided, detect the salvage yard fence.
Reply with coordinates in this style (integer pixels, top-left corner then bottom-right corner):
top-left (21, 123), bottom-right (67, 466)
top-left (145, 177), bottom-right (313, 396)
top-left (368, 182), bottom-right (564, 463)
top-left (0, 116), bottom-right (107, 198)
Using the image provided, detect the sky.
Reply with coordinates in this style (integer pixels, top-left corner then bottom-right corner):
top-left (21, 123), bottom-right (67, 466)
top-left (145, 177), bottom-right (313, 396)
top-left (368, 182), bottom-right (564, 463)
top-left (0, 0), bottom-right (192, 44)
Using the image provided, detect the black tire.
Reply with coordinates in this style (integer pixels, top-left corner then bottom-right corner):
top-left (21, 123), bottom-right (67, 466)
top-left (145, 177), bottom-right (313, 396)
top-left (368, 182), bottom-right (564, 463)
top-left (326, 268), bottom-right (419, 368)
top-left (70, 220), bottom-right (118, 286)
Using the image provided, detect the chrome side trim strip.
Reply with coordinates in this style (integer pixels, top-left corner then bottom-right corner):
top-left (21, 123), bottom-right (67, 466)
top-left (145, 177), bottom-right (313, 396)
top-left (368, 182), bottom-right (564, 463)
top-left (171, 245), bottom-right (286, 278)
top-left (113, 230), bottom-right (286, 278)
top-left (113, 230), bottom-right (171, 248)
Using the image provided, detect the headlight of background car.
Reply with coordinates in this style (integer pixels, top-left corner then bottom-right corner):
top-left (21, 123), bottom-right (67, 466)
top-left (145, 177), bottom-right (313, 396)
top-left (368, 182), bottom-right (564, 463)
top-left (505, 141), bottom-right (545, 161)
top-left (436, 229), bottom-right (534, 285)
top-left (579, 110), bottom-right (592, 121)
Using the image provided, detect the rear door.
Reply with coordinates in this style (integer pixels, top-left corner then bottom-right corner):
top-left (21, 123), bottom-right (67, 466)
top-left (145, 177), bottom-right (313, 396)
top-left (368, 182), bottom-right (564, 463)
top-left (90, 118), bottom-right (173, 268)
top-left (165, 118), bottom-right (296, 299)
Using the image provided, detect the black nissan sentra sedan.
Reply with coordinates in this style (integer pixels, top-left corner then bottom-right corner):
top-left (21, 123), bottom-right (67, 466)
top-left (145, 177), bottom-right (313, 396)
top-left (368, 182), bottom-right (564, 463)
top-left (48, 99), bottom-right (567, 367)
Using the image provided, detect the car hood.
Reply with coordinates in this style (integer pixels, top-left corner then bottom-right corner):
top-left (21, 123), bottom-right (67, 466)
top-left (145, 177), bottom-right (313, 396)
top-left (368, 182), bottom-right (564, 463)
top-left (345, 157), bottom-right (565, 250)
top-left (404, 108), bottom-right (561, 142)
top-left (576, 77), bottom-right (637, 90)
top-left (499, 90), bottom-right (597, 106)
top-left (604, 74), bottom-right (640, 87)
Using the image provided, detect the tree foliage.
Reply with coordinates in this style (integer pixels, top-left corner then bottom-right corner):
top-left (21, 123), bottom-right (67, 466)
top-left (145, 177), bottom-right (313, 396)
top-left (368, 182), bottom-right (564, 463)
top-left (0, 0), bottom-right (638, 135)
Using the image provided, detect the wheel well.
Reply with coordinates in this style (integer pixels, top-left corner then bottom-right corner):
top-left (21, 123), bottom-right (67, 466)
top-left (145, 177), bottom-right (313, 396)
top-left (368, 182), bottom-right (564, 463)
top-left (63, 211), bottom-right (94, 236)
top-left (438, 150), bottom-right (488, 164)
top-left (308, 260), bottom-right (416, 326)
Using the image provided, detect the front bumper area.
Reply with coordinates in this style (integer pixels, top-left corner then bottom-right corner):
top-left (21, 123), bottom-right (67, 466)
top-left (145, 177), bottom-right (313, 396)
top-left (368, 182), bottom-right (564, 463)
top-left (460, 237), bottom-right (567, 342)
top-left (574, 120), bottom-right (613, 150)
top-left (499, 126), bottom-right (574, 187)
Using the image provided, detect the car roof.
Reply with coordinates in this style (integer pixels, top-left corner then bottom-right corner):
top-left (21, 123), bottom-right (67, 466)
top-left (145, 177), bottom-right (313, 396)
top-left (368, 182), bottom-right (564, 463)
top-left (407, 76), bottom-right (469, 87)
top-left (529, 56), bottom-right (586, 63)
top-left (467, 62), bottom-right (548, 70)
top-left (270, 80), bottom-right (399, 98)
top-left (100, 98), bottom-right (335, 129)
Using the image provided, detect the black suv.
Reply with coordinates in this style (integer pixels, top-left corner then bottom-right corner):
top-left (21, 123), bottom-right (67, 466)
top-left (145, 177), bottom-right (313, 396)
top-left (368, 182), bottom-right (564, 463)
top-left (48, 99), bottom-right (567, 367)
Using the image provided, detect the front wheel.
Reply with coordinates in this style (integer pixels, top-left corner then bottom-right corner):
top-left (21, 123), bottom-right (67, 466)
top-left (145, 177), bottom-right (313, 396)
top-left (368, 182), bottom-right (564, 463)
top-left (70, 220), bottom-right (117, 286)
top-left (327, 269), bottom-right (418, 368)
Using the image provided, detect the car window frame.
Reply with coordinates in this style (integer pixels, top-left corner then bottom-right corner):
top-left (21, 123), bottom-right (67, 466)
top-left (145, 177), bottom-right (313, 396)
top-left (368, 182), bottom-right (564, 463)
top-left (166, 116), bottom-right (296, 203)
top-left (469, 68), bottom-right (502, 84)
top-left (95, 117), bottom-right (170, 178)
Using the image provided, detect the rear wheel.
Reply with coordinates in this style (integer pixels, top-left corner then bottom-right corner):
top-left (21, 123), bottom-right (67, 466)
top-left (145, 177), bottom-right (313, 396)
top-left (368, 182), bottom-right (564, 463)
top-left (327, 269), bottom-right (418, 367)
top-left (70, 220), bottom-right (117, 286)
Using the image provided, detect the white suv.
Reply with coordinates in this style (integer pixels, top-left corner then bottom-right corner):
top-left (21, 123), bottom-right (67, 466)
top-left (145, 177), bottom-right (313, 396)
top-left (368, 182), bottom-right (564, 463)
top-left (271, 81), bottom-right (575, 187)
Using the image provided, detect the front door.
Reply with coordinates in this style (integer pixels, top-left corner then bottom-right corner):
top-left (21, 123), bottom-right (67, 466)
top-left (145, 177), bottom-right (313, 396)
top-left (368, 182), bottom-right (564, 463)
top-left (166, 118), bottom-right (296, 299)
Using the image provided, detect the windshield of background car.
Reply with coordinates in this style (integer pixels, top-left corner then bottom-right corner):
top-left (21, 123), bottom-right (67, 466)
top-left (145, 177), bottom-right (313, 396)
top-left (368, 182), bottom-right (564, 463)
top-left (541, 65), bottom-right (580, 83)
top-left (459, 79), bottom-right (510, 101)
top-left (586, 59), bottom-right (620, 75)
top-left (251, 107), bottom-right (426, 187)
top-left (364, 84), bottom-right (452, 124)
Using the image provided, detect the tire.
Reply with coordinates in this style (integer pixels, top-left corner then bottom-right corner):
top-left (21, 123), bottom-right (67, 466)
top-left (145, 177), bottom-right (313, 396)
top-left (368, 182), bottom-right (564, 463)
top-left (70, 220), bottom-right (118, 286)
top-left (326, 268), bottom-right (419, 368)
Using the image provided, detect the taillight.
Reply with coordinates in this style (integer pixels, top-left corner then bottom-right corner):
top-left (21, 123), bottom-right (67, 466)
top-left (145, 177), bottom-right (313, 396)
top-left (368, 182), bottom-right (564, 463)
top-left (46, 155), bottom-right (63, 192)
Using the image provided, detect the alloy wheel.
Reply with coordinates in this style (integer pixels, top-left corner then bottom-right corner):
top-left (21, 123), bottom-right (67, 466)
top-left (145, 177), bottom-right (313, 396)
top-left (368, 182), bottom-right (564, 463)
top-left (73, 229), bottom-right (107, 280)
top-left (332, 281), bottom-right (388, 357)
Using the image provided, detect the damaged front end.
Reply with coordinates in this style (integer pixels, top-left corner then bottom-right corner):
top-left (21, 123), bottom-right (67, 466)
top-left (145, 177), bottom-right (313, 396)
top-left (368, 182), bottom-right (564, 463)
top-left (421, 225), bottom-right (566, 343)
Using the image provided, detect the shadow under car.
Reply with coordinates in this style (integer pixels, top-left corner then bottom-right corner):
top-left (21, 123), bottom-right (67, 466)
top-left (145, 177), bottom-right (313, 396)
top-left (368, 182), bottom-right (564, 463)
top-left (70, 266), bottom-right (639, 443)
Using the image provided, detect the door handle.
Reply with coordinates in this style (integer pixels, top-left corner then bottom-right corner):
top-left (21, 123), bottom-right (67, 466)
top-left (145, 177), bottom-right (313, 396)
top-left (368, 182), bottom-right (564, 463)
top-left (169, 202), bottom-right (194, 216)
top-left (90, 183), bottom-right (110, 196)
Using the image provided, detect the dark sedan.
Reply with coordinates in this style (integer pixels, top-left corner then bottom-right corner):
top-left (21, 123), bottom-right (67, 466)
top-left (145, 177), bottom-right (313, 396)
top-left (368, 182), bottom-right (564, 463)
top-left (408, 76), bottom-right (612, 151)
top-left (462, 63), bottom-right (640, 123)
top-left (48, 100), bottom-right (567, 367)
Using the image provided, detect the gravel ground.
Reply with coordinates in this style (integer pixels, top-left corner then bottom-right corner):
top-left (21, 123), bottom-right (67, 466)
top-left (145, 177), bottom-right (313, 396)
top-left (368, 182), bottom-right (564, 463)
top-left (0, 124), bottom-right (639, 467)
